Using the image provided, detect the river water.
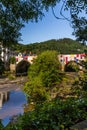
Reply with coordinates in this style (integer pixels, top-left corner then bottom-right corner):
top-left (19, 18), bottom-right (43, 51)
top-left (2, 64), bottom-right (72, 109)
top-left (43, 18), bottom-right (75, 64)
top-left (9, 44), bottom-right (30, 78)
top-left (0, 89), bottom-right (27, 126)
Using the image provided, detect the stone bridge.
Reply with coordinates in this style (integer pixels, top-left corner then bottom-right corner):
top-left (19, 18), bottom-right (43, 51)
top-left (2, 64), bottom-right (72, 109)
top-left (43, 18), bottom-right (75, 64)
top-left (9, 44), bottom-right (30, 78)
top-left (58, 54), bottom-right (86, 71)
top-left (10, 54), bottom-right (86, 72)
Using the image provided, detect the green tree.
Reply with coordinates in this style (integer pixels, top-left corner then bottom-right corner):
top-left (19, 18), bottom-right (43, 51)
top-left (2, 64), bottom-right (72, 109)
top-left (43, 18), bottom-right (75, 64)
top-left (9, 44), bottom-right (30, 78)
top-left (24, 50), bottom-right (62, 102)
top-left (72, 17), bottom-right (87, 44)
top-left (0, 0), bottom-right (44, 46)
top-left (9, 56), bottom-right (16, 64)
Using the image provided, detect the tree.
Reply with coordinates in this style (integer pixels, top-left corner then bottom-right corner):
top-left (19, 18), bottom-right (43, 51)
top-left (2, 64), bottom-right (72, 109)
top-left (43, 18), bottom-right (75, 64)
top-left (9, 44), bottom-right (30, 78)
top-left (24, 50), bottom-right (62, 103)
top-left (0, 0), bottom-right (44, 46)
top-left (72, 17), bottom-right (87, 44)
top-left (0, 0), bottom-right (87, 45)
top-left (0, 3), bottom-right (23, 46)
top-left (17, 38), bottom-right (86, 54)
top-left (9, 56), bottom-right (16, 64)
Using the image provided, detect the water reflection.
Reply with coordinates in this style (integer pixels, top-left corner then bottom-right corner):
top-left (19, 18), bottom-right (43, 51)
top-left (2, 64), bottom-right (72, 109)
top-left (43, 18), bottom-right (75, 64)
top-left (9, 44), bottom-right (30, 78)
top-left (0, 92), bottom-right (9, 108)
top-left (0, 90), bottom-right (27, 126)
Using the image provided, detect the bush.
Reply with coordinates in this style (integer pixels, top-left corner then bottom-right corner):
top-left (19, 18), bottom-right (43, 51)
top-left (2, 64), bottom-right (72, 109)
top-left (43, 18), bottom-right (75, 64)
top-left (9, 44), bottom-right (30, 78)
top-left (24, 50), bottom-right (63, 102)
top-left (8, 74), bottom-right (16, 80)
top-left (9, 56), bottom-right (16, 64)
top-left (5, 97), bottom-right (87, 130)
top-left (28, 50), bottom-right (61, 87)
top-left (24, 76), bottom-right (49, 102)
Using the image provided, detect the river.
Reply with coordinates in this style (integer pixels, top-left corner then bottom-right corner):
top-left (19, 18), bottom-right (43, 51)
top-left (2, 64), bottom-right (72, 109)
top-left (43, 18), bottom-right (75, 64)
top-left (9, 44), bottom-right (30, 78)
top-left (0, 77), bottom-right (28, 126)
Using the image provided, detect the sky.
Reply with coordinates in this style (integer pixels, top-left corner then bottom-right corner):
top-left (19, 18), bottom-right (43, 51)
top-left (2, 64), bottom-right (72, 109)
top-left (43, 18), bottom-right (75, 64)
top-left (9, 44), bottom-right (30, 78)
top-left (20, 5), bottom-right (76, 45)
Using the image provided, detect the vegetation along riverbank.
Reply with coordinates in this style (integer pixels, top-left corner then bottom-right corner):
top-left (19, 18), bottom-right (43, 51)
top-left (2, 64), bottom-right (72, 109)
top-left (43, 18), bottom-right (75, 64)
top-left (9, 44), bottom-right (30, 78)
top-left (0, 50), bottom-right (87, 130)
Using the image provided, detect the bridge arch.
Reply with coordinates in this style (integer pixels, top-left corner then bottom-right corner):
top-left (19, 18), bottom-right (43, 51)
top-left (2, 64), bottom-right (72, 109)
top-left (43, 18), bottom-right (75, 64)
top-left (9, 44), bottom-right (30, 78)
top-left (64, 61), bottom-right (80, 72)
top-left (16, 60), bottom-right (30, 76)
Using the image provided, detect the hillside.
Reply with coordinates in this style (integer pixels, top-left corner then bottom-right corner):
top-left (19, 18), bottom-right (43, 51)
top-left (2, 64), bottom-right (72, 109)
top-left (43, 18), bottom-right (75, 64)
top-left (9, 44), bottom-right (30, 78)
top-left (13, 38), bottom-right (87, 54)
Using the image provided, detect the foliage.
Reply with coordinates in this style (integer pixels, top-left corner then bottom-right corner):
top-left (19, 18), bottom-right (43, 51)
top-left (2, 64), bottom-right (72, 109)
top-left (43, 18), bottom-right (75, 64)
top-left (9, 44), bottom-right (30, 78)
top-left (8, 74), bottom-right (16, 80)
top-left (5, 97), bottom-right (87, 130)
top-left (24, 77), bottom-right (49, 103)
top-left (14, 38), bottom-right (86, 54)
top-left (72, 71), bottom-right (87, 98)
top-left (0, 0), bottom-right (43, 45)
top-left (0, 59), bottom-right (5, 75)
top-left (24, 50), bottom-right (62, 102)
top-left (77, 72), bottom-right (87, 96)
top-left (2, 64), bottom-right (87, 130)
top-left (9, 56), bottom-right (16, 64)
top-left (64, 61), bottom-right (79, 72)
top-left (79, 72), bottom-right (87, 92)
top-left (80, 58), bottom-right (87, 70)
top-left (28, 50), bottom-right (61, 86)
top-left (72, 17), bottom-right (87, 44)
top-left (0, 0), bottom-right (60, 45)
top-left (0, 120), bottom-right (3, 130)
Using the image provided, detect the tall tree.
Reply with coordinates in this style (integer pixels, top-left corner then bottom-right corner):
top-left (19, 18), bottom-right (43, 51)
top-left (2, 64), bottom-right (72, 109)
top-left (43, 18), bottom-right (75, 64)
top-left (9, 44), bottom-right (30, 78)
top-left (24, 50), bottom-right (62, 103)
top-left (72, 17), bottom-right (87, 44)
top-left (0, 0), bottom-right (44, 46)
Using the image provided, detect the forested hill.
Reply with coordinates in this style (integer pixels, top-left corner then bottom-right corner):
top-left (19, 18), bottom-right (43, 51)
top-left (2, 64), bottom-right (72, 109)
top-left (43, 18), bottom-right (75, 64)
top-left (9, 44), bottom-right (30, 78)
top-left (13, 38), bottom-right (87, 54)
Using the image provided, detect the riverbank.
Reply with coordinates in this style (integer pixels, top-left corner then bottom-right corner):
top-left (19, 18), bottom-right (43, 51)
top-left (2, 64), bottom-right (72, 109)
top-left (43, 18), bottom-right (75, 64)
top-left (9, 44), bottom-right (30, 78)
top-left (0, 76), bottom-right (28, 91)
